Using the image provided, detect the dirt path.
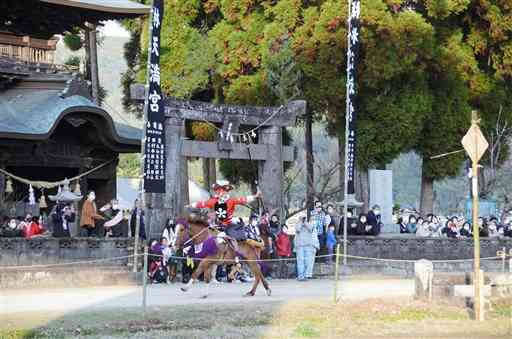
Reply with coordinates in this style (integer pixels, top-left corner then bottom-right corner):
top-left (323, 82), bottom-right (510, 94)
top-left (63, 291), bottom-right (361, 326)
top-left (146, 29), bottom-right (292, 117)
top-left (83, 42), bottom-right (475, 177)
top-left (1, 278), bottom-right (414, 315)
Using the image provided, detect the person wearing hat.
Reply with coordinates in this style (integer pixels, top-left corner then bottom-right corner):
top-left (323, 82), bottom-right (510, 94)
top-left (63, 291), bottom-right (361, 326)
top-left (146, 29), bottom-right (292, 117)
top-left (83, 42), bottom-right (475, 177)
top-left (191, 180), bottom-right (261, 241)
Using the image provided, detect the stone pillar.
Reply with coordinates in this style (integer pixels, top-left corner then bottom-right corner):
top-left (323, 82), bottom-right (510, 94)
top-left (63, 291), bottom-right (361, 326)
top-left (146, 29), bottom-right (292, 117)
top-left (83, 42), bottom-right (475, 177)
top-left (0, 162), bottom-right (5, 214)
top-left (87, 23), bottom-right (100, 105)
top-left (258, 126), bottom-right (284, 217)
top-left (147, 116), bottom-right (189, 239)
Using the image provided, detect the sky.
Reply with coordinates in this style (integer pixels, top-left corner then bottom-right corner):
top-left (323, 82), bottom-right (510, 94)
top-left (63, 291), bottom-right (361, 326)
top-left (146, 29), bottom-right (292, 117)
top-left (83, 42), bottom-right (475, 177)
top-left (99, 20), bottom-right (130, 38)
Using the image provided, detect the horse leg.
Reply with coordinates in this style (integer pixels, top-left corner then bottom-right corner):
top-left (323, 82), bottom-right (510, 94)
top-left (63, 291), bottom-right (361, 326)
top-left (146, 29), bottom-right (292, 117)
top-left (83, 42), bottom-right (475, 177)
top-left (244, 262), bottom-right (260, 297)
top-left (210, 264), bottom-right (219, 284)
top-left (181, 261), bottom-right (205, 292)
top-left (249, 248), bottom-right (271, 296)
top-left (200, 260), bottom-right (212, 299)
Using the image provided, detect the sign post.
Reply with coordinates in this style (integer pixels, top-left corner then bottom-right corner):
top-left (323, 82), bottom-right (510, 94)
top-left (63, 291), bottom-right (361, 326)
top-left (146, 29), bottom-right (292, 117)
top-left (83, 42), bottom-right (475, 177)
top-left (342, 0), bottom-right (362, 265)
top-left (461, 110), bottom-right (489, 321)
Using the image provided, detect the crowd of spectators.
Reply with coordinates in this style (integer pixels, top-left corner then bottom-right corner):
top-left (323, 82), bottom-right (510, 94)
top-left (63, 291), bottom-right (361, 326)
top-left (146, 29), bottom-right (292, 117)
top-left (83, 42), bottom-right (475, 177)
top-left (396, 211), bottom-right (512, 238)
top-left (0, 194), bottom-right (146, 240)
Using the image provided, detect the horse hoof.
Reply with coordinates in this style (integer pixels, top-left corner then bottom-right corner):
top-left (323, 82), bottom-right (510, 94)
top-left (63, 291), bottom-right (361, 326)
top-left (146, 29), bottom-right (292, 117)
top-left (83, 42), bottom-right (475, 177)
top-left (266, 288), bottom-right (272, 296)
top-left (181, 287), bottom-right (188, 292)
top-left (244, 291), bottom-right (255, 297)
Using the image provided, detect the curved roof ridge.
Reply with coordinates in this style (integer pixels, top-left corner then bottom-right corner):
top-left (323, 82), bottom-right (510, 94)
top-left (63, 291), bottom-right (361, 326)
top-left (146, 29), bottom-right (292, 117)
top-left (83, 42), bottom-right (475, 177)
top-left (40, 0), bottom-right (150, 14)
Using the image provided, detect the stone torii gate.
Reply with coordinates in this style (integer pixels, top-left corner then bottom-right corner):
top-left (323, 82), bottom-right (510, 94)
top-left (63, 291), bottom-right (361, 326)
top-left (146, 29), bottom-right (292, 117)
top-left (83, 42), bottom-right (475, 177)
top-left (132, 85), bottom-right (305, 237)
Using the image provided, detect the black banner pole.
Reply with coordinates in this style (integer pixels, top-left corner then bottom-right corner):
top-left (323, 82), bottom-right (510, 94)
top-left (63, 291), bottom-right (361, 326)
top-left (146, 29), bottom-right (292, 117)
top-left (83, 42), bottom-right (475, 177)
top-left (342, 0), bottom-right (361, 264)
top-left (142, 0), bottom-right (166, 194)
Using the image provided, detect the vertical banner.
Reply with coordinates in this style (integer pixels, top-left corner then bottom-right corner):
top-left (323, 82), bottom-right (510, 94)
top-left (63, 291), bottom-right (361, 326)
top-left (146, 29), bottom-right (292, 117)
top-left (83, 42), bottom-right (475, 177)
top-left (345, 0), bottom-right (361, 195)
top-left (143, 0), bottom-right (165, 193)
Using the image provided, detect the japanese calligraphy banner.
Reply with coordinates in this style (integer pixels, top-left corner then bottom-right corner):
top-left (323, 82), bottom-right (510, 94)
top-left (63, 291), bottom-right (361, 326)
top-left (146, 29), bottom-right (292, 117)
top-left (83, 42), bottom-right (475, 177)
top-left (143, 0), bottom-right (165, 193)
top-left (345, 0), bottom-right (360, 195)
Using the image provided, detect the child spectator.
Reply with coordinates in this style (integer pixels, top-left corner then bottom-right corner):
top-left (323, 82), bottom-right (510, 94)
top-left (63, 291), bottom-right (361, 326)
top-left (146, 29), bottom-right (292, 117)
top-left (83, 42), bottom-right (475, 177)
top-left (276, 225), bottom-right (292, 278)
top-left (460, 222), bottom-right (472, 238)
top-left (407, 215), bottom-right (418, 234)
top-left (23, 215), bottom-right (45, 239)
top-left (446, 218), bottom-right (459, 238)
top-left (398, 217), bottom-right (407, 234)
top-left (326, 225), bottom-right (337, 263)
top-left (477, 217), bottom-right (489, 237)
top-left (416, 220), bottom-right (431, 237)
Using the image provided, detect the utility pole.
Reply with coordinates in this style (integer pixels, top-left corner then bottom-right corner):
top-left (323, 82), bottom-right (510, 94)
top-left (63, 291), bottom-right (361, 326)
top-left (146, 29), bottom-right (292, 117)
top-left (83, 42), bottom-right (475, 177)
top-left (462, 110), bottom-right (489, 321)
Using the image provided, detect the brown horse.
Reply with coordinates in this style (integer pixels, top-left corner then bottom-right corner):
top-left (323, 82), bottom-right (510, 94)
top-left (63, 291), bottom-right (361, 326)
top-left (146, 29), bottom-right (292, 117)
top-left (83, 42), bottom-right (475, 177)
top-left (175, 208), bottom-right (271, 298)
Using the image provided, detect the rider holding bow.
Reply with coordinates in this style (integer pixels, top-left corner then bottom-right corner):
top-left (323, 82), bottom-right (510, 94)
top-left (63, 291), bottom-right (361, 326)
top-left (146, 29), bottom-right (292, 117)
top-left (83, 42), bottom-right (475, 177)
top-left (190, 180), bottom-right (261, 241)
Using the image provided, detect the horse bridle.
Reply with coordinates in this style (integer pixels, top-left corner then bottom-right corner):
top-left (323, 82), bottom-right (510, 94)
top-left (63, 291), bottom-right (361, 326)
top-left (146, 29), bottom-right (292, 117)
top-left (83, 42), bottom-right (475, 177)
top-left (180, 222), bottom-right (211, 247)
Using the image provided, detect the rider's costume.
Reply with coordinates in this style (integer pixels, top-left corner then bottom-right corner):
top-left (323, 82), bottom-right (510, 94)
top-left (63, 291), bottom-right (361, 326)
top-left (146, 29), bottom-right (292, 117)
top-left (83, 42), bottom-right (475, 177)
top-left (191, 180), bottom-right (257, 241)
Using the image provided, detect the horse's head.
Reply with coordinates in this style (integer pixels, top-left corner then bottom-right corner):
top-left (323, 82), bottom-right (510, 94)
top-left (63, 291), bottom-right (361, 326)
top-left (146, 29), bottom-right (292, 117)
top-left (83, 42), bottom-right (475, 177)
top-left (174, 207), bottom-right (209, 249)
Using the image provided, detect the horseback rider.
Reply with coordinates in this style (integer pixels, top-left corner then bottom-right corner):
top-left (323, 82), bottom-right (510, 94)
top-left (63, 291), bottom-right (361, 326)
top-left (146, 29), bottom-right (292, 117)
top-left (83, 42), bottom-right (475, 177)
top-left (190, 180), bottom-right (261, 242)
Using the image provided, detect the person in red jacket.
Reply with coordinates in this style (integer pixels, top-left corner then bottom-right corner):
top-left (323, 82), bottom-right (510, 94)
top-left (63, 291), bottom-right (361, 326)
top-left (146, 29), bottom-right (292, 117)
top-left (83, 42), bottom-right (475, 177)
top-left (23, 215), bottom-right (44, 239)
top-left (276, 225), bottom-right (292, 279)
top-left (191, 180), bottom-right (260, 241)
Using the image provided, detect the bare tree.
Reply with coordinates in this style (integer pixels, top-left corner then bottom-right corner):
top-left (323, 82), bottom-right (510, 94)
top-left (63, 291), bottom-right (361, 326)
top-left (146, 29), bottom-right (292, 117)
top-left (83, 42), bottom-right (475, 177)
top-left (480, 105), bottom-right (511, 198)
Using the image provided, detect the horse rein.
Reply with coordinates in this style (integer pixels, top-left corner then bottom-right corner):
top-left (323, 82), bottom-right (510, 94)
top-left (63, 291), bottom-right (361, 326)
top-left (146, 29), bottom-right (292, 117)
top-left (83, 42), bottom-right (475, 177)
top-left (182, 224), bottom-right (214, 246)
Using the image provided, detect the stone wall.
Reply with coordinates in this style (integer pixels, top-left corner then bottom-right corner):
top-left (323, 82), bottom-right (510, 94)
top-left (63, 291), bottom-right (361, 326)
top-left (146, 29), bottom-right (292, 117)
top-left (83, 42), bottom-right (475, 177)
top-left (1, 236), bottom-right (511, 267)
top-left (345, 236), bottom-right (512, 261)
top-left (0, 238), bottom-right (133, 267)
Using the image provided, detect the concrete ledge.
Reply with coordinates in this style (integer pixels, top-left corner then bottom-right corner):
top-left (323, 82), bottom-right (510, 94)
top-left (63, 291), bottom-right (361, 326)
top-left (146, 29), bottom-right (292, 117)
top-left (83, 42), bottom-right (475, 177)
top-left (453, 285), bottom-right (492, 298)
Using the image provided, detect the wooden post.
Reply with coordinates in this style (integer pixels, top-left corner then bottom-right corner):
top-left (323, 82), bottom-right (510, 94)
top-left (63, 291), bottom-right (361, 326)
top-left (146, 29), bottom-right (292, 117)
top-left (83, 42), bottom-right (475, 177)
top-left (133, 208), bottom-right (140, 273)
top-left (334, 244), bottom-right (341, 304)
top-left (87, 23), bottom-right (100, 105)
top-left (258, 126), bottom-right (284, 216)
top-left (142, 245), bottom-right (148, 319)
top-left (478, 269), bottom-right (485, 321)
top-left (472, 161), bottom-right (481, 321)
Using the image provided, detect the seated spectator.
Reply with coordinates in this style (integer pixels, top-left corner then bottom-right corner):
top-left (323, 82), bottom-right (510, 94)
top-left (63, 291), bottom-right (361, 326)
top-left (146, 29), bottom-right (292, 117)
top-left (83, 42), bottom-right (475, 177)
top-left (446, 218), bottom-right (459, 238)
top-left (487, 217), bottom-right (501, 238)
top-left (366, 205), bottom-right (382, 236)
top-left (407, 215), bottom-right (418, 234)
top-left (427, 215), bottom-right (442, 236)
top-left (1, 217), bottom-right (23, 237)
top-left (416, 220), bottom-right (431, 237)
top-left (460, 221), bottom-right (472, 238)
top-left (344, 210), bottom-right (359, 235)
top-left (398, 217), bottom-right (407, 234)
top-left (477, 217), bottom-right (489, 237)
top-left (23, 215), bottom-right (45, 239)
top-left (356, 214), bottom-right (369, 235)
top-left (503, 219), bottom-right (512, 237)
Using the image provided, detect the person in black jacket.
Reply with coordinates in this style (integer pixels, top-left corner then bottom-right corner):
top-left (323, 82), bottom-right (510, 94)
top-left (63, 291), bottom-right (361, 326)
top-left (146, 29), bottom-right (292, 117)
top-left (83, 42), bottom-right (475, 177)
top-left (460, 221), bottom-right (472, 238)
top-left (366, 205), bottom-right (382, 236)
top-left (341, 209), bottom-right (357, 236)
top-left (130, 199), bottom-right (147, 240)
top-left (355, 214), bottom-right (369, 235)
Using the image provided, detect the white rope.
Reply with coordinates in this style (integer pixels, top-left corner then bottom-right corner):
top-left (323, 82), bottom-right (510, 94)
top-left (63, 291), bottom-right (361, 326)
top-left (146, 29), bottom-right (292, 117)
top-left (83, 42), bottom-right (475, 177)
top-left (200, 105), bottom-right (286, 137)
top-left (341, 253), bottom-right (504, 263)
top-left (0, 255), bottom-right (136, 270)
top-left (0, 251), bottom-right (509, 270)
top-left (0, 159), bottom-right (115, 190)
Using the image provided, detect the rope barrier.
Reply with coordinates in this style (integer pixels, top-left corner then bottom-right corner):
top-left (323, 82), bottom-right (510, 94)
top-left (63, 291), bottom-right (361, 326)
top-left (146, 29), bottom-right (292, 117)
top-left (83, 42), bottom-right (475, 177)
top-left (0, 255), bottom-right (136, 270)
top-left (0, 251), bottom-right (510, 270)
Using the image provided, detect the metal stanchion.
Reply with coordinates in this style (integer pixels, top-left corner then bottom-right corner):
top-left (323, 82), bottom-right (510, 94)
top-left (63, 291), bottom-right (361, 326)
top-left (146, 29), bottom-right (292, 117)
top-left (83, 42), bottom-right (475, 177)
top-left (334, 244), bottom-right (341, 304)
top-left (497, 248), bottom-right (506, 273)
top-left (142, 246), bottom-right (148, 319)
